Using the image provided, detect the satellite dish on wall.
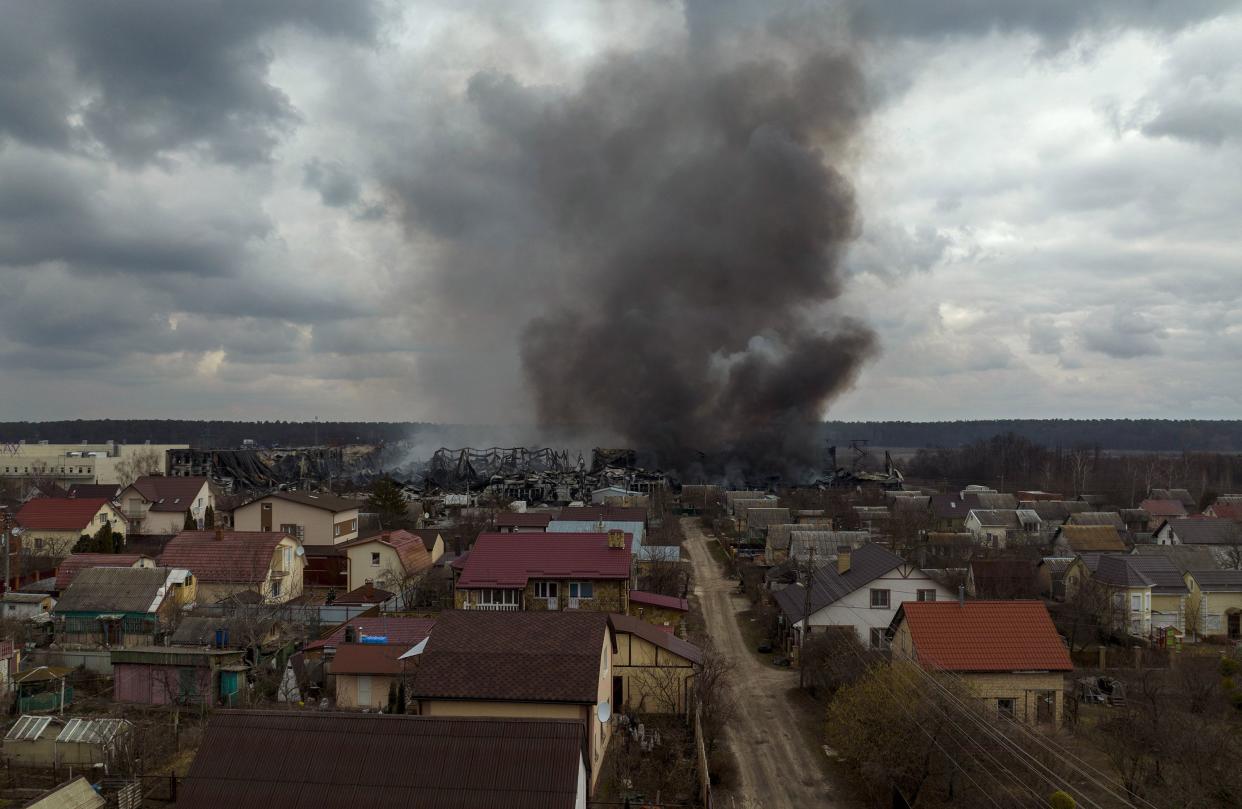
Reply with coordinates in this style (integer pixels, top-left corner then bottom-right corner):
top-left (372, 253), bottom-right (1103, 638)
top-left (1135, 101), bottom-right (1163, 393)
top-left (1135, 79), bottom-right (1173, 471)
top-left (295, 546), bottom-right (305, 556)
top-left (596, 699), bottom-right (612, 723)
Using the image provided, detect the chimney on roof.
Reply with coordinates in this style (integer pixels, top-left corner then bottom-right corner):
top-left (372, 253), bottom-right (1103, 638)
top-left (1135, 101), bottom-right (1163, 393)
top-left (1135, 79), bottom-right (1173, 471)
top-left (364, 581), bottom-right (374, 600)
top-left (344, 625), bottom-right (356, 644)
top-left (607, 529), bottom-right (625, 549)
top-left (837, 545), bottom-right (851, 575)
top-left (214, 525), bottom-right (223, 541)
top-left (958, 585), bottom-right (965, 606)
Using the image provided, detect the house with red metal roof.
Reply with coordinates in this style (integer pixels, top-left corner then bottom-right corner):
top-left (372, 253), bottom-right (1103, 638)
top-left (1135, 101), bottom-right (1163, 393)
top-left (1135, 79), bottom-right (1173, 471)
top-left (158, 528), bottom-right (304, 604)
top-left (627, 589), bottom-right (689, 631)
top-left (889, 600), bottom-right (1073, 727)
top-left (14, 498), bottom-right (128, 558)
top-left (453, 530), bottom-right (633, 613)
top-left (494, 511), bottom-right (554, 532)
top-left (338, 529), bottom-right (433, 596)
top-left (118, 476), bottom-right (215, 535)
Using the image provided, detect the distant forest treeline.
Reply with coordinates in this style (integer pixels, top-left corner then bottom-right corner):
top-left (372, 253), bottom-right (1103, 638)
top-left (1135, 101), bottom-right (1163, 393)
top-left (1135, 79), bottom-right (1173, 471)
top-left (0, 419), bottom-right (1240, 452)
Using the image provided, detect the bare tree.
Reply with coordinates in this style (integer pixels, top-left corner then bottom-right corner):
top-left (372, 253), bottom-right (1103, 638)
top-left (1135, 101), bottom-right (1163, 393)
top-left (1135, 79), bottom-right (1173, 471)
top-left (114, 447), bottom-right (163, 488)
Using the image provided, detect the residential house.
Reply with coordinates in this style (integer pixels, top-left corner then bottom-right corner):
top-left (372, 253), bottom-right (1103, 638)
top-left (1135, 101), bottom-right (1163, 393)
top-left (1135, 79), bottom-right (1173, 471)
top-left (964, 509), bottom-right (1042, 549)
top-left (929, 492), bottom-right (983, 531)
top-left (2, 592), bottom-right (54, 620)
top-left (920, 532), bottom-right (975, 567)
top-left (14, 497), bottom-right (128, 558)
top-left (973, 491), bottom-right (1019, 511)
top-left (1066, 512), bottom-right (1127, 530)
top-left (793, 509), bottom-right (834, 526)
top-left (232, 491), bottom-right (362, 546)
top-left (52, 566), bottom-right (193, 648)
top-left (112, 645), bottom-right (247, 706)
top-left (303, 616), bottom-right (436, 664)
top-left (724, 490), bottom-right (769, 515)
top-left (609, 612), bottom-right (702, 714)
top-left (1052, 524), bottom-right (1127, 556)
top-left (177, 711), bottom-right (590, 809)
top-left (1036, 558), bottom-right (1076, 600)
top-left (331, 642), bottom-right (413, 710)
top-left (627, 590), bottom-right (689, 631)
top-left (408, 528), bottom-right (446, 563)
top-left (0, 639), bottom-right (19, 699)
top-left (1062, 554), bottom-right (1108, 601)
top-left (55, 552), bottom-right (156, 591)
top-left (787, 530), bottom-right (871, 565)
top-left (1028, 500), bottom-right (1091, 526)
top-left (551, 505), bottom-right (648, 546)
top-left (1154, 518), bottom-right (1242, 550)
top-left (1151, 488), bottom-right (1196, 511)
top-left (159, 528), bottom-right (304, 604)
top-left (340, 529), bottom-right (434, 595)
top-left (1205, 501), bottom-right (1242, 522)
top-left (773, 543), bottom-right (954, 650)
top-left (889, 600), bottom-right (1073, 726)
top-left (118, 476), bottom-right (215, 534)
top-left (766, 524), bottom-right (865, 564)
top-left (3, 716), bottom-right (131, 770)
top-left (1129, 544), bottom-right (1221, 574)
top-left (331, 582), bottom-right (395, 606)
top-left (494, 512), bottom-right (554, 533)
top-left (453, 531), bottom-right (632, 613)
top-left (1120, 508), bottom-right (1152, 534)
top-left (1091, 555), bottom-right (1189, 636)
top-left (743, 507), bottom-right (791, 541)
top-left (408, 610), bottom-right (615, 793)
top-left (1184, 570), bottom-right (1242, 640)
top-left (966, 559), bottom-right (1040, 599)
top-left (1141, 498), bottom-right (1188, 522)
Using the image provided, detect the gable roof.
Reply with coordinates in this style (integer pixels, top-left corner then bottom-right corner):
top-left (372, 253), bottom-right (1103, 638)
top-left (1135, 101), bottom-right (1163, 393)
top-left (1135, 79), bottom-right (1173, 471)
top-left (55, 553), bottom-right (149, 590)
top-left (787, 531), bottom-right (870, 562)
top-left (1066, 512), bottom-right (1126, 529)
top-left (1151, 488), bottom-right (1195, 509)
top-left (494, 512), bottom-right (554, 529)
top-left (410, 610), bottom-right (610, 704)
top-left (1130, 544), bottom-right (1221, 574)
top-left (52, 567), bottom-right (173, 614)
top-left (773, 543), bottom-right (906, 622)
top-left (178, 711), bottom-right (585, 809)
top-left (127, 476), bottom-right (210, 512)
top-left (1119, 555), bottom-right (1189, 594)
top-left (974, 492), bottom-right (1018, 510)
top-left (1188, 570), bottom-right (1242, 592)
top-left (456, 532), bottom-right (632, 589)
top-left (331, 643), bottom-right (407, 676)
top-left (930, 492), bottom-right (982, 520)
top-left (557, 505), bottom-right (647, 523)
top-left (608, 612), bottom-right (703, 665)
top-left (341, 529), bottom-right (432, 577)
top-left (305, 616), bottom-right (436, 652)
top-left (1208, 502), bottom-right (1242, 522)
top-left (1055, 524), bottom-right (1126, 552)
top-left (239, 490), bottom-right (362, 513)
top-left (1141, 498), bottom-right (1187, 519)
top-left (893, 600), bottom-right (1072, 673)
top-left (331, 583), bottom-right (396, 606)
top-left (159, 530), bottom-right (291, 584)
top-left (967, 509), bottom-right (1036, 529)
top-left (1163, 518), bottom-right (1242, 546)
top-left (68, 484), bottom-right (121, 500)
top-left (15, 498), bottom-right (111, 532)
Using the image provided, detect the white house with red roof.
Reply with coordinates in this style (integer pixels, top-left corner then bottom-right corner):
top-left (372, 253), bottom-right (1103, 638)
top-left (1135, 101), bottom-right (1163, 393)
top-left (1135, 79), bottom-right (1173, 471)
top-left (453, 530), bottom-right (633, 613)
top-left (889, 600), bottom-right (1073, 727)
top-left (14, 497), bottom-right (128, 558)
top-left (118, 476), bottom-right (215, 534)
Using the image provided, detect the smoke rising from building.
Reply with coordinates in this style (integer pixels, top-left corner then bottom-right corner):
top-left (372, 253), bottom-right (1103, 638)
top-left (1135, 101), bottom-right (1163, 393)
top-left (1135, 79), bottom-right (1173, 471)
top-left (387, 8), bottom-right (878, 478)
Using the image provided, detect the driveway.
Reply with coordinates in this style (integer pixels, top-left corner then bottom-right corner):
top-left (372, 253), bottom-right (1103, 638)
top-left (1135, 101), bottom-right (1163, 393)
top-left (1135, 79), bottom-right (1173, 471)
top-left (683, 517), bottom-right (848, 809)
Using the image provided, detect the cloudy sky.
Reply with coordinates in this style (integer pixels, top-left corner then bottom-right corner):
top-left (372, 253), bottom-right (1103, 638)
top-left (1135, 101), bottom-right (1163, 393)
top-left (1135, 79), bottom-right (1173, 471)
top-left (1, 0), bottom-right (1240, 425)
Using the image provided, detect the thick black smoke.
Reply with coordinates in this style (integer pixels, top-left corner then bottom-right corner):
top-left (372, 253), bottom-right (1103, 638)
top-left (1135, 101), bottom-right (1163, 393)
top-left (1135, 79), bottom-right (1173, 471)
top-left (389, 20), bottom-right (878, 477)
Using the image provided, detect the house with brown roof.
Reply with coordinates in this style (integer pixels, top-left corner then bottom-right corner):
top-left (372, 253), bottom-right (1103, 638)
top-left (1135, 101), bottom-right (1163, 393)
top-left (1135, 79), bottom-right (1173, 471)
top-left (178, 711), bottom-right (590, 809)
top-left (609, 612), bottom-right (701, 715)
top-left (118, 476), bottom-right (215, 534)
top-left (1205, 501), bottom-right (1242, 523)
top-left (966, 559), bottom-right (1040, 599)
top-left (232, 491), bottom-right (362, 546)
top-left (453, 531), bottom-right (633, 613)
top-left (627, 590), bottom-right (689, 631)
top-left (54, 553), bottom-right (156, 591)
top-left (339, 529), bottom-right (434, 598)
top-left (408, 609), bottom-right (615, 793)
top-left (14, 498), bottom-right (129, 558)
top-left (889, 600), bottom-right (1073, 726)
top-left (1141, 498), bottom-right (1188, 521)
top-left (159, 528), bottom-right (305, 604)
top-left (494, 511), bottom-right (554, 532)
top-left (52, 567), bottom-right (195, 649)
top-left (1052, 524), bottom-right (1127, 556)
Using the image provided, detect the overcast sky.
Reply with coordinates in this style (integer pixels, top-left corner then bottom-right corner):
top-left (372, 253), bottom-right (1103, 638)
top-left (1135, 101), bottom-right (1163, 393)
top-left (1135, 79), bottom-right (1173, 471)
top-left (1, 0), bottom-right (1239, 424)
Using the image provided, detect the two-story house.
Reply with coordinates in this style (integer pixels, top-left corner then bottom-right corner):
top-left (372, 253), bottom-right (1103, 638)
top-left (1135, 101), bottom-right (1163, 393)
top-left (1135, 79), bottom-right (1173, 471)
top-left (1091, 555), bottom-right (1188, 637)
top-left (14, 498), bottom-right (129, 559)
top-left (339, 529), bottom-right (434, 598)
top-left (159, 528), bottom-right (305, 604)
top-left (1184, 569), bottom-right (1242, 640)
top-left (773, 543), bottom-right (955, 650)
top-left (118, 476), bottom-right (215, 534)
top-left (232, 491), bottom-right (362, 547)
top-left (889, 600), bottom-right (1073, 726)
top-left (407, 610), bottom-right (616, 794)
top-left (964, 509), bottom-right (1042, 549)
top-left (453, 530), bottom-right (632, 613)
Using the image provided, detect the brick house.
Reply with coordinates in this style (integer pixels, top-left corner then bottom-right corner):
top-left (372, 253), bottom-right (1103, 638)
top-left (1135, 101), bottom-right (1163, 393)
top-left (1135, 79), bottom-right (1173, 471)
top-left (453, 530), bottom-right (632, 613)
top-left (888, 600), bottom-right (1073, 727)
top-left (627, 590), bottom-right (689, 631)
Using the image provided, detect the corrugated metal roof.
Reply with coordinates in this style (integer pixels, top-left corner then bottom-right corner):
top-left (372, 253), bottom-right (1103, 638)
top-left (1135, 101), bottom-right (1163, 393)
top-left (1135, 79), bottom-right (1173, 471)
top-left (52, 566), bottom-right (172, 614)
top-left (178, 711), bottom-right (585, 809)
top-left (5, 715), bottom-right (52, 741)
top-left (773, 543), bottom-right (905, 622)
top-left (456, 532), bottom-right (631, 588)
top-left (55, 553), bottom-right (150, 590)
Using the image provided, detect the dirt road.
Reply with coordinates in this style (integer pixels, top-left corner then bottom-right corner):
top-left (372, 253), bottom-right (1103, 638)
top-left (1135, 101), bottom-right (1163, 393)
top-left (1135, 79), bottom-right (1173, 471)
top-left (683, 517), bottom-right (847, 809)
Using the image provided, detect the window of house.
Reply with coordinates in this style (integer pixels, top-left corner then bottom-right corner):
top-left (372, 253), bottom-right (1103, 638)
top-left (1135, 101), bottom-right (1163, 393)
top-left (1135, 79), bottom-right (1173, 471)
top-left (280, 523), bottom-right (304, 541)
top-left (1144, 592), bottom-right (1151, 609)
top-left (271, 578), bottom-right (282, 598)
top-left (869, 588), bottom-right (890, 609)
top-left (1131, 593), bottom-right (1142, 612)
top-left (371, 552), bottom-right (381, 567)
top-left (569, 581), bottom-right (594, 599)
top-left (997, 698), bottom-right (1015, 719)
top-left (869, 628), bottom-right (887, 649)
top-left (481, 589), bottom-right (518, 606)
top-left (916, 589), bottom-right (937, 602)
top-left (534, 581), bottom-right (559, 599)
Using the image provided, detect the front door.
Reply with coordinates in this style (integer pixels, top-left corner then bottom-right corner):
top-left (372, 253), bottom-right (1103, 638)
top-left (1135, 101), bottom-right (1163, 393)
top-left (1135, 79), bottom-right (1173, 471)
top-left (356, 675), bottom-right (372, 707)
top-left (1229, 611), bottom-right (1241, 640)
top-left (613, 676), bottom-right (624, 712)
top-left (1036, 691), bottom-right (1055, 725)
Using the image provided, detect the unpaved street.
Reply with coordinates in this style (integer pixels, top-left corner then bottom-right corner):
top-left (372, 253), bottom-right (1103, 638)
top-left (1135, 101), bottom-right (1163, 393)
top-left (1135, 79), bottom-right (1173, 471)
top-left (684, 517), bottom-right (847, 809)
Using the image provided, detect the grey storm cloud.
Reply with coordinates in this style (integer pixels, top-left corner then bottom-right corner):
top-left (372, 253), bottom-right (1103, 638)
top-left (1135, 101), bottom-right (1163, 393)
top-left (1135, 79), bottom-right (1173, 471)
top-left (303, 158), bottom-right (362, 208)
top-left (0, 0), bottom-right (378, 164)
top-left (1081, 309), bottom-right (1167, 359)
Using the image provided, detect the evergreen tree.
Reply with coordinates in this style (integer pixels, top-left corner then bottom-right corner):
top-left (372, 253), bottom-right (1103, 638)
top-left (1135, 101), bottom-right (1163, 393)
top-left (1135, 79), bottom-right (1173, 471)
top-left (367, 478), bottom-right (409, 528)
top-left (72, 533), bottom-right (95, 553)
top-left (203, 505), bottom-right (215, 529)
top-left (396, 681), bottom-right (406, 714)
top-left (183, 509), bottom-right (196, 530)
top-left (387, 681), bottom-right (398, 713)
top-left (94, 522), bottom-right (115, 554)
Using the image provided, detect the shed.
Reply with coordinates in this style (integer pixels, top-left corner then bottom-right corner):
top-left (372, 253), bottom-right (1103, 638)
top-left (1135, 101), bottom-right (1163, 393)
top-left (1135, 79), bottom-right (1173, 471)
top-left (3, 715), bottom-right (131, 769)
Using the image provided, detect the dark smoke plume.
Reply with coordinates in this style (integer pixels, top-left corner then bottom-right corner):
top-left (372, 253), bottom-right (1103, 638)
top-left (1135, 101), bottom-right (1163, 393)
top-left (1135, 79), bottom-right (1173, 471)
top-left (389, 13), bottom-right (878, 478)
